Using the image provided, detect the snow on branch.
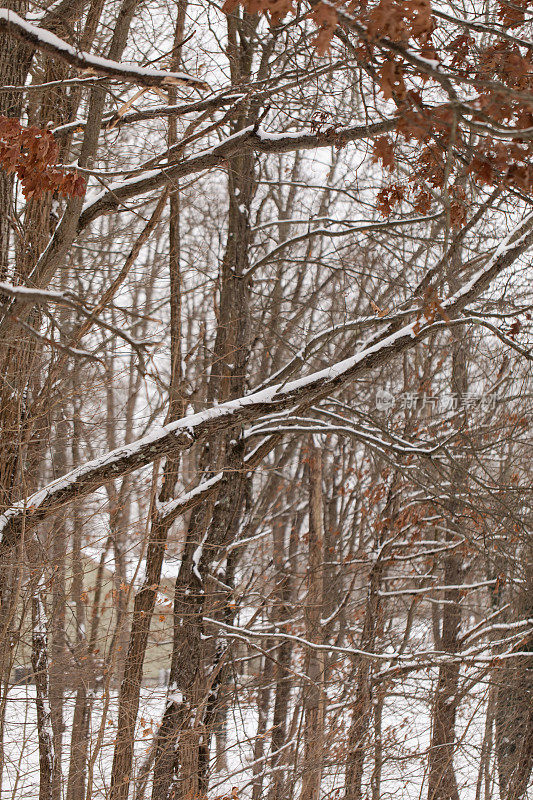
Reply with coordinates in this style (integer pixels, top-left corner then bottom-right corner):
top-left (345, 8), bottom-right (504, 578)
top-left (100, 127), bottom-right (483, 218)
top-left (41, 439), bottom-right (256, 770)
top-left (77, 119), bottom-right (396, 231)
top-left (52, 92), bottom-right (245, 138)
top-left (246, 417), bottom-right (447, 458)
top-left (204, 616), bottom-right (532, 668)
top-left (0, 9), bottom-right (208, 90)
top-left (3, 119), bottom-right (396, 331)
top-left (155, 472), bottom-right (224, 523)
top-left (156, 428), bottom-right (282, 527)
top-left (0, 281), bottom-right (151, 366)
top-left (1, 211), bottom-right (532, 551)
top-left (0, 281), bottom-right (69, 305)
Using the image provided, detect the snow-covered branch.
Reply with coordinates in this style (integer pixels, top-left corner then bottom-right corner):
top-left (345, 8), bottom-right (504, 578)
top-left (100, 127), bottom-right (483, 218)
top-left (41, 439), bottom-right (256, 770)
top-left (1, 210), bottom-right (532, 552)
top-left (77, 120), bottom-right (396, 231)
top-left (0, 9), bottom-right (208, 90)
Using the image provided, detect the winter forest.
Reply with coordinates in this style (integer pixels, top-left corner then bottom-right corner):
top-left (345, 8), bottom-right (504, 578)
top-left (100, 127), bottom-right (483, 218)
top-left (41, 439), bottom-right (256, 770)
top-left (0, 0), bottom-right (532, 799)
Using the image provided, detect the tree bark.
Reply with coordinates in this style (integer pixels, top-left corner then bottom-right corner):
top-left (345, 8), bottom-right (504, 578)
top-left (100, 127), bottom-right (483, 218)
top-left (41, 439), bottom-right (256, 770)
top-left (66, 398), bottom-right (92, 800)
top-left (252, 642), bottom-right (274, 800)
top-left (495, 555), bottom-right (533, 800)
top-left (427, 328), bottom-right (468, 800)
top-left (300, 438), bottom-right (325, 800)
top-left (32, 574), bottom-right (60, 800)
top-left (0, 0), bottom-right (33, 278)
top-left (344, 477), bottom-right (397, 800)
top-left (151, 13), bottom-right (260, 798)
top-left (269, 514), bottom-right (299, 800)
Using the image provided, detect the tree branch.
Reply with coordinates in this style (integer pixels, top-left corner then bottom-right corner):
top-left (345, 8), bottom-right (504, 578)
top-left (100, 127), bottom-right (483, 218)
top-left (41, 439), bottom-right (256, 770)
top-left (1, 210), bottom-right (531, 551)
top-left (77, 120), bottom-right (396, 230)
top-left (0, 9), bottom-right (208, 89)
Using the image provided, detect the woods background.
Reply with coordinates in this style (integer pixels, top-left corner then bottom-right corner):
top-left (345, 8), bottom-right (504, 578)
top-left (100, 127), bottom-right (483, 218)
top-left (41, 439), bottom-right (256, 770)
top-left (0, 0), bottom-right (531, 799)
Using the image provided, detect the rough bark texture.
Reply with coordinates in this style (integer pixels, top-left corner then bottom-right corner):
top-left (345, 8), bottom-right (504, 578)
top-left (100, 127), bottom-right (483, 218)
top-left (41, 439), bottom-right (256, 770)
top-left (495, 557), bottom-right (533, 800)
top-left (151, 13), bottom-right (259, 798)
top-left (300, 439), bottom-right (326, 800)
top-left (427, 556), bottom-right (462, 800)
top-left (252, 642), bottom-right (274, 800)
top-left (269, 516), bottom-right (299, 800)
top-left (31, 580), bottom-right (58, 800)
top-left (344, 558), bottom-right (384, 800)
top-left (427, 331), bottom-right (467, 800)
top-left (344, 479), bottom-right (398, 800)
top-left (0, 0), bottom-right (32, 279)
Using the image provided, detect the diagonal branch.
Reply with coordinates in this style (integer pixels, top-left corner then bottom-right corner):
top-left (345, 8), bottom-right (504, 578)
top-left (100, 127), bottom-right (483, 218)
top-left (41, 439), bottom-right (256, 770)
top-left (0, 9), bottom-right (208, 90)
top-left (0, 210), bottom-right (532, 552)
top-left (77, 119), bottom-right (396, 231)
top-left (0, 118), bottom-right (397, 335)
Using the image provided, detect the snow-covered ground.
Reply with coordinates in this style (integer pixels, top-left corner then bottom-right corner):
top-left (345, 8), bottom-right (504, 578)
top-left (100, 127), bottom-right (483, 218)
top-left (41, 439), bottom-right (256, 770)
top-left (2, 676), bottom-right (488, 800)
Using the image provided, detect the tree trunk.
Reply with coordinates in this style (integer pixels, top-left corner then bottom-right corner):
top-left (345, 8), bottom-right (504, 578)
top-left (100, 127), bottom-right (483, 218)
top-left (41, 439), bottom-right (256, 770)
top-left (32, 575), bottom-right (60, 800)
top-left (344, 478), bottom-right (397, 800)
top-left (269, 514), bottom-right (299, 800)
top-left (427, 330), bottom-right (467, 800)
top-left (152, 13), bottom-right (259, 797)
top-left (66, 400), bottom-right (92, 800)
top-left (427, 557), bottom-right (462, 800)
top-left (495, 554), bottom-right (533, 800)
top-left (300, 438), bottom-right (325, 800)
top-left (49, 399), bottom-right (70, 800)
top-left (252, 644), bottom-right (274, 800)
top-left (0, 0), bottom-right (32, 278)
